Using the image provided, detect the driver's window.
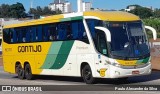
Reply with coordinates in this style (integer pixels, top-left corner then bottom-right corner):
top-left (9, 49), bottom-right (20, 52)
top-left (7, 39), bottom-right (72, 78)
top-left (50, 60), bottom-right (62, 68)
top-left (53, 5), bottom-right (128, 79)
top-left (86, 19), bottom-right (108, 56)
top-left (96, 30), bottom-right (108, 55)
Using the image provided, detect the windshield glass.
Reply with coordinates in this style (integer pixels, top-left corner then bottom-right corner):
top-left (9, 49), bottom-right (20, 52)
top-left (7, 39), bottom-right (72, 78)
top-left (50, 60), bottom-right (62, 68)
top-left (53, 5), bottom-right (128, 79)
top-left (106, 21), bottom-right (150, 59)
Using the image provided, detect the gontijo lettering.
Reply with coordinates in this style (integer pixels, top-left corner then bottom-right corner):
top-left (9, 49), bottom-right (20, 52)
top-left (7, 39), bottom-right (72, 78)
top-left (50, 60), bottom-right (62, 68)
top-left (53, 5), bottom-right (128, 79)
top-left (18, 45), bottom-right (42, 53)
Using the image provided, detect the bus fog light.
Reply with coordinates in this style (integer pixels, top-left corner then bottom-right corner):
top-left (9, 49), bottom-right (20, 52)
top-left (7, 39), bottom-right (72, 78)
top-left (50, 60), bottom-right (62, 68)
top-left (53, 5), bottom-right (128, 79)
top-left (106, 61), bottom-right (121, 67)
top-left (115, 71), bottom-right (120, 75)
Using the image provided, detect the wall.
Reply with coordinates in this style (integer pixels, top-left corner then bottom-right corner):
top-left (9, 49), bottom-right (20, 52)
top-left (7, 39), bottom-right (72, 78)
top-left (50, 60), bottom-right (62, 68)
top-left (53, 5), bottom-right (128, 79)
top-left (150, 39), bottom-right (160, 70)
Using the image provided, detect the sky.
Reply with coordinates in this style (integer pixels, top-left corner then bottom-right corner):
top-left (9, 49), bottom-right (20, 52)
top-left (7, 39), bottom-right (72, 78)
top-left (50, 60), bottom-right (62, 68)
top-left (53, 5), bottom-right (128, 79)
top-left (0, 0), bottom-right (160, 12)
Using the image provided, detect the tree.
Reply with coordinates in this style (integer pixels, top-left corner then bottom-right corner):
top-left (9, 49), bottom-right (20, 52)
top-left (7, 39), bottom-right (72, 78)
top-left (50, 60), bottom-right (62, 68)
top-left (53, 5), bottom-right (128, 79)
top-left (29, 6), bottom-right (61, 19)
top-left (10, 2), bottom-right (26, 18)
top-left (0, 4), bottom-right (11, 18)
top-left (143, 18), bottom-right (160, 38)
top-left (55, 9), bottom-right (62, 14)
top-left (129, 7), bottom-right (153, 19)
top-left (153, 9), bottom-right (160, 18)
top-left (43, 7), bottom-right (56, 15)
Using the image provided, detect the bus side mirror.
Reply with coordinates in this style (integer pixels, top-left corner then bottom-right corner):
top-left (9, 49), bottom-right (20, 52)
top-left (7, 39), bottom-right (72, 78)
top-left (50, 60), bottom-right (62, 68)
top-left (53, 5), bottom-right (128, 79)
top-left (145, 26), bottom-right (157, 40)
top-left (95, 26), bottom-right (111, 42)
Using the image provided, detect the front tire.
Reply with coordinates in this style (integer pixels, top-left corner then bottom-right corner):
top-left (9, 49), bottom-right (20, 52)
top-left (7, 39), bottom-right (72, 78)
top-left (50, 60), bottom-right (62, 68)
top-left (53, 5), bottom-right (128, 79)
top-left (82, 65), bottom-right (95, 84)
top-left (24, 64), bottom-right (34, 80)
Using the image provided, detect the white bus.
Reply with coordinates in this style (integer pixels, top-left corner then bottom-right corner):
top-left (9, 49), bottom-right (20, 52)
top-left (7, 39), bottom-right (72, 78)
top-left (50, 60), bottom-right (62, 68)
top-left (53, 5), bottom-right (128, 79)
top-left (3, 11), bottom-right (157, 84)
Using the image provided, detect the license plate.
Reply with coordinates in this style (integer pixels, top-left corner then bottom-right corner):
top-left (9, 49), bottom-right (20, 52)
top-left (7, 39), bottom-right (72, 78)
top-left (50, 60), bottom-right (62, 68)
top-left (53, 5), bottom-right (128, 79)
top-left (132, 70), bottom-right (139, 74)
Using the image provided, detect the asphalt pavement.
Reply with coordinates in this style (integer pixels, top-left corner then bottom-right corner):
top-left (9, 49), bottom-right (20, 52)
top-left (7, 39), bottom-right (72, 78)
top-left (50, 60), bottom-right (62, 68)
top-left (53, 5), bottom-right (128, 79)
top-left (0, 66), bottom-right (160, 94)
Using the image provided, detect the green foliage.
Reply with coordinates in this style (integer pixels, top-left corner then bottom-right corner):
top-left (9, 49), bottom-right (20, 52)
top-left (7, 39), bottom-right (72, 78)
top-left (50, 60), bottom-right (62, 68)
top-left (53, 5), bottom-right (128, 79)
top-left (153, 9), bottom-right (160, 18)
top-left (126, 5), bottom-right (160, 39)
top-left (0, 2), bottom-right (26, 18)
top-left (143, 18), bottom-right (160, 38)
top-left (29, 6), bottom-right (61, 19)
top-left (129, 6), bottom-right (153, 19)
top-left (10, 2), bottom-right (26, 18)
top-left (0, 2), bottom-right (61, 19)
top-left (0, 4), bottom-right (11, 18)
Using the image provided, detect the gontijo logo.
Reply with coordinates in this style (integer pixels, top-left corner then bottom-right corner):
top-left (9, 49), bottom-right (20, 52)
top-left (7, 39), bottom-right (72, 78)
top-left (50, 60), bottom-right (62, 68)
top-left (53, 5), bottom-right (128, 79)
top-left (18, 45), bottom-right (42, 53)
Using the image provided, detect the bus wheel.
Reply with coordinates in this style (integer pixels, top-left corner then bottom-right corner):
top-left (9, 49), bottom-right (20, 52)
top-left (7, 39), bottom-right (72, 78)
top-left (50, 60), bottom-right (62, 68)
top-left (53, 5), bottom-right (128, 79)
top-left (82, 65), bottom-right (95, 84)
top-left (17, 64), bottom-right (25, 79)
top-left (24, 64), bottom-right (33, 80)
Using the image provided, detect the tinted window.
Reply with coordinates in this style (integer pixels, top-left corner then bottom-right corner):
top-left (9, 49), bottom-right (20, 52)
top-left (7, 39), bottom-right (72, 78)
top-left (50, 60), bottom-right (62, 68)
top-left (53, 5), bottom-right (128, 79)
top-left (3, 20), bottom-right (89, 44)
top-left (86, 19), bottom-right (108, 55)
top-left (3, 29), bottom-right (11, 43)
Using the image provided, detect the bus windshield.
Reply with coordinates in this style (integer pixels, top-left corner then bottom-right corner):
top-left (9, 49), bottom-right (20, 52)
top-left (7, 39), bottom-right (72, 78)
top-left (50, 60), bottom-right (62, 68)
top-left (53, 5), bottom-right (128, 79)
top-left (106, 21), bottom-right (150, 59)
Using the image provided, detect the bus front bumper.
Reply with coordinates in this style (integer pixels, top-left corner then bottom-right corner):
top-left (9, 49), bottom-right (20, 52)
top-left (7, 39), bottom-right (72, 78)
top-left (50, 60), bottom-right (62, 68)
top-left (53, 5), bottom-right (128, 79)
top-left (108, 63), bottom-right (151, 78)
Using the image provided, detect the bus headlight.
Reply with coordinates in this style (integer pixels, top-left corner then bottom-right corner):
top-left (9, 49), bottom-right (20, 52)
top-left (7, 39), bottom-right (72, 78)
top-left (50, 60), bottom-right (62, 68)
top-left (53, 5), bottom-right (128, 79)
top-left (106, 61), bottom-right (121, 67)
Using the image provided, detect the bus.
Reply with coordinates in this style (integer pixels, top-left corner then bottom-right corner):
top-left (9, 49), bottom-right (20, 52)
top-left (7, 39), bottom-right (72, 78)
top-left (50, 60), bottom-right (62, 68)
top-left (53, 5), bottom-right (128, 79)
top-left (2, 11), bottom-right (157, 84)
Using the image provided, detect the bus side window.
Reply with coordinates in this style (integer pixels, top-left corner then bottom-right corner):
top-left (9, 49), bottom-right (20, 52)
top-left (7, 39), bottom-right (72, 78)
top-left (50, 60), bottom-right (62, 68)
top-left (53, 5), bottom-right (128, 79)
top-left (26, 27), bottom-right (31, 42)
top-left (71, 20), bottom-right (89, 43)
top-left (31, 27), bottom-right (37, 42)
top-left (10, 30), bottom-right (13, 43)
top-left (78, 21), bottom-right (89, 44)
top-left (16, 28), bottom-right (23, 43)
top-left (21, 28), bottom-right (27, 42)
top-left (58, 23), bottom-right (67, 41)
top-left (11, 28), bottom-right (17, 43)
top-left (86, 20), bottom-right (96, 39)
top-left (66, 23), bottom-right (73, 40)
top-left (43, 25), bottom-right (50, 41)
top-left (72, 22), bottom-right (78, 40)
top-left (48, 24), bottom-right (57, 41)
top-left (37, 25), bottom-right (42, 41)
top-left (3, 29), bottom-right (10, 43)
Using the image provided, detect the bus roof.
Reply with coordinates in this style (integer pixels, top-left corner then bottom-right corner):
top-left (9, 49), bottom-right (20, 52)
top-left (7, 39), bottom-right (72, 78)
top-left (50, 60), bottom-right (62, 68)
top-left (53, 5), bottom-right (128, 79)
top-left (84, 11), bottom-right (140, 21)
top-left (4, 11), bottom-right (140, 29)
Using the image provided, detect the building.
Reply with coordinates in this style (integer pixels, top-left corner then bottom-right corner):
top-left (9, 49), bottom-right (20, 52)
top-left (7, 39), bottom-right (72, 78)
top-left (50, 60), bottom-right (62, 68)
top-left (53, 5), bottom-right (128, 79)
top-left (54, 0), bottom-right (65, 3)
top-left (128, 5), bottom-right (136, 10)
top-left (82, 2), bottom-right (92, 12)
top-left (125, 5), bottom-right (155, 12)
top-left (125, 5), bottom-right (137, 12)
top-left (48, 0), bottom-right (72, 13)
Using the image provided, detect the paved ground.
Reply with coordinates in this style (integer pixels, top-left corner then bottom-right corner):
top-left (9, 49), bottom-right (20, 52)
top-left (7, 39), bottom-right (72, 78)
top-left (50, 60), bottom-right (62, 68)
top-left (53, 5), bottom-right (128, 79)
top-left (0, 66), bottom-right (160, 94)
top-left (0, 58), bottom-right (2, 66)
top-left (0, 56), bottom-right (160, 94)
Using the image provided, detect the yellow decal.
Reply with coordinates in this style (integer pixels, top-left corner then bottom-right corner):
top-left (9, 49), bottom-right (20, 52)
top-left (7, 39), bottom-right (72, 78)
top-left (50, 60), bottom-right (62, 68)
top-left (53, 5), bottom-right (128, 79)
top-left (116, 60), bottom-right (137, 66)
top-left (100, 68), bottom-right (107, 77)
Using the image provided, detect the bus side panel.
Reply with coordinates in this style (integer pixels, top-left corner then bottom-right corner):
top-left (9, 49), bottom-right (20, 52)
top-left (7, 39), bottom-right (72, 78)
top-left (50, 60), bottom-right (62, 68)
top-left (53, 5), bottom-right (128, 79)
top-left (77, 54), bottom-right (96, 77)
top-left (35, 55), bottom-right (47, 75)
top-left (19, 55), bottom-right (35, 74)
top-left (73, 41), bottom-right (96, 77)
top-left (62, 54), bottom-right (77, 76)
top-left (3, 55), bottom-right (15, 74)
top-left (38, 54), bottom-right (63, 76)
